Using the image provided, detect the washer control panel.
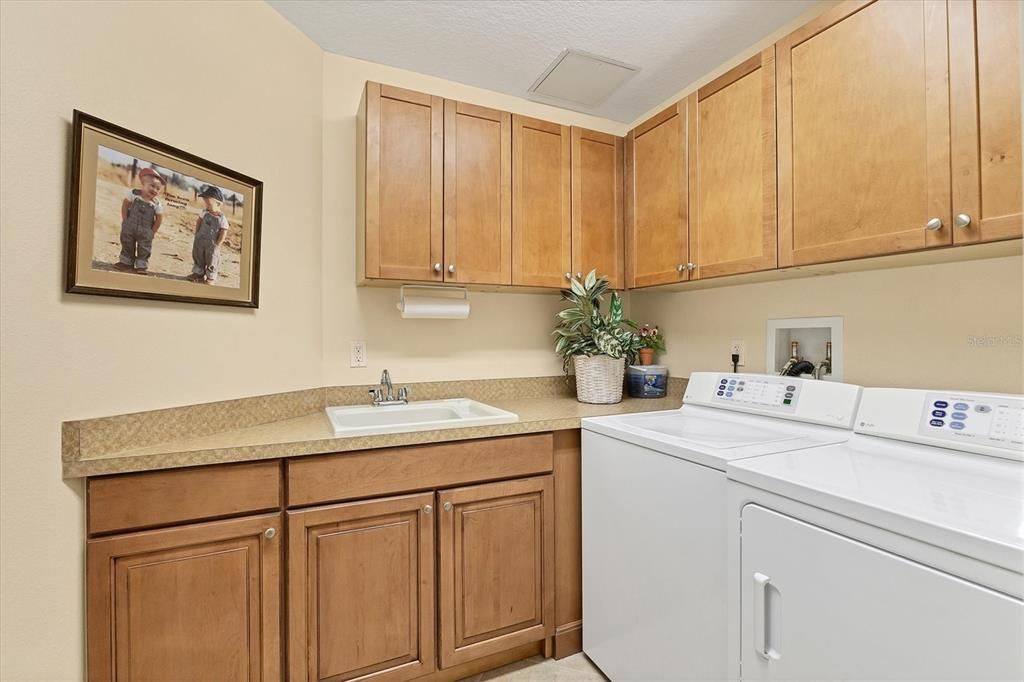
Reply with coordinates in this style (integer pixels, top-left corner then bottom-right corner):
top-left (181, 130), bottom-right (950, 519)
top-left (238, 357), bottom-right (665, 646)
top-left (918, 393), bottom-right (1023, 448)
top-left (711, 375), bottom-right (801, 413)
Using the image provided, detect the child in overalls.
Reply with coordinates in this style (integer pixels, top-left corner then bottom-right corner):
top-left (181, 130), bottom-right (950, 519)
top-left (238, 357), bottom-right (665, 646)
top-left (189, 186), bottom-right (229, 284)
top-left (115, 167), bottom-right (165, 273)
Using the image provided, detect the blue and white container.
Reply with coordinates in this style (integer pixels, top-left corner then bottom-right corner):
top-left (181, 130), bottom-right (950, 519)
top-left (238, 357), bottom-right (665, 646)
top-left (626, 364), bottom-right (668, 399)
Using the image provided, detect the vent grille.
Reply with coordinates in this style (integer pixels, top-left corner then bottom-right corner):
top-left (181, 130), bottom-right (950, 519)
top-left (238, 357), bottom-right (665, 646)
top-left (528, 49), bottom-right (639, 109)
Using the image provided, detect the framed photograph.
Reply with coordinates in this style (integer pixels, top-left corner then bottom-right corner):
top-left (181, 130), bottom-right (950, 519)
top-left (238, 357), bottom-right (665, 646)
top-left (66, 110), bottom-right (262, 307)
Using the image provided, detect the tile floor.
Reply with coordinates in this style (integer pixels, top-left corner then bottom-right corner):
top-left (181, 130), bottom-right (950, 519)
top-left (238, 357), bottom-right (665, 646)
top-left (460, 653), bottom-right (608, 681)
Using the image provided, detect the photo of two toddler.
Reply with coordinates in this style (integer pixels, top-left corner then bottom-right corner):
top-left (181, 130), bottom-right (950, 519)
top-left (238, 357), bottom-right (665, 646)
top-left (92, 146), bottom-right (244, 288)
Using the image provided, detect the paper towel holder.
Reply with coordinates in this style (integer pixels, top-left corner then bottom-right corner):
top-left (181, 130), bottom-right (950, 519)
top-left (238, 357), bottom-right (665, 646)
top-left (396, 285), bottom-right (470, 319)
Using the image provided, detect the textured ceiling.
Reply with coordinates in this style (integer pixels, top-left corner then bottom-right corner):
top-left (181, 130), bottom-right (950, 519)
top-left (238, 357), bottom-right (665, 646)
top-left (268, 0), bottom-right (819, 123)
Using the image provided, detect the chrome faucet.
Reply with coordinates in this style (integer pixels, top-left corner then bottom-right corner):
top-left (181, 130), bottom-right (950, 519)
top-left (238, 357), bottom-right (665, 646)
top-left (369, 369), bottom-right (409, 406)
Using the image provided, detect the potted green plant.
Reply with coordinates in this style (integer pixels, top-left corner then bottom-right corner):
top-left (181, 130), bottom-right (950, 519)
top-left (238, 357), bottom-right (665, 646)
top-left (630, 323), bottom-right (666, 365)
top-left (553, 271), bottom-right (641, 404)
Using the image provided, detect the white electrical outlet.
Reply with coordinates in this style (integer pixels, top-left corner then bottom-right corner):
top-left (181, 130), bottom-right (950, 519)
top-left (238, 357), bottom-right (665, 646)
top-left (730, 339), bottom-right (745, 367)
top-left (350, 341), bottom-right (367, 368)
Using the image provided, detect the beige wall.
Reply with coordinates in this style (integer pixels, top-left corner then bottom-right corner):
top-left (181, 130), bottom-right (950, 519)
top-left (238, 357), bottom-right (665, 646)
top-left (630, 255), bottom-right (1024, 393)
top-left (320, 53), bottom-right (626, 386)
top-left (0, 2), bottom-right (325, 679)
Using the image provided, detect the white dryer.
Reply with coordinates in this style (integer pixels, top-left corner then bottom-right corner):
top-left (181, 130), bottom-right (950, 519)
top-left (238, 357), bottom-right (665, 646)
top-left (581, 372), bottom-right (862, 681)
top-left (726, 387), bottom-right (1024, 681)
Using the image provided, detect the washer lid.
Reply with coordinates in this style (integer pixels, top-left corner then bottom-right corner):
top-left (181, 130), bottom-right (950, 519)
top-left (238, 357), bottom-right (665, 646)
top-left (582, 405), bottom-right (854, 470)
top-left (621, 412), bottom-right (803, 449)
top-left (727, 434), bottom-right (1024, 573)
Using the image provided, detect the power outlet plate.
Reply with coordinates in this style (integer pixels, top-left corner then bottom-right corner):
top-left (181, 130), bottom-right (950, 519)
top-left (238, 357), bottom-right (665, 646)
top-left (350, 341), bottom-right (367, 368)
top-left (730, 339), bottom-right (745, 367)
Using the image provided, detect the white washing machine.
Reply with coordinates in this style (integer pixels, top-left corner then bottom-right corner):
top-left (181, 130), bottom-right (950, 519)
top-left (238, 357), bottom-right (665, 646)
top-left (581, 372), bottom-right (863, 681)
top-left (726, 387), bottom-right (1024, 681)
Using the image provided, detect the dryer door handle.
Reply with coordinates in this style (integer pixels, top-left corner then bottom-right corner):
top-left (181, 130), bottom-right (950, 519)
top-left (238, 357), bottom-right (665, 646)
top-left (753, 572), bottom-right (781, 662)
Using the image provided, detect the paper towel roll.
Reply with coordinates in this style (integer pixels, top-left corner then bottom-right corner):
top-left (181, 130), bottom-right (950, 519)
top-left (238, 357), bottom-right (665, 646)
top-left (397, 295), bottom-right (471, 319)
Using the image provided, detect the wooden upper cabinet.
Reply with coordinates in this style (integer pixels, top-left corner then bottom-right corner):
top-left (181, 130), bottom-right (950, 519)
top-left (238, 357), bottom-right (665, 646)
top-left (688, 49), bottom-right (777, 280)
top-left (361, 83), bottom-right (443, 282)
top-left (87, 513), bottom-right (281, 682)
top-left (571, 128), bottom-right (625, 289)
top-left (949, 0), bottom-right (1022, 244)
top-left (626, 101), bottom-right (690, 288)
top-left (438, 476), bottom-right (554, 668)
top-left (444, 100), bottom-right (512, 285)
top-left (777, 0), bottom-right (952, 266)
top-left (287, 493), bottom-right (435, 682)
top-left (512, 115), bottom-right (571, 288)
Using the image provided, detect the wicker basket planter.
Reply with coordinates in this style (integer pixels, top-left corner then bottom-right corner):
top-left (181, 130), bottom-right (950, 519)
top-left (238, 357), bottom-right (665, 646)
top-left (573, 354), bottom-right (626, 404)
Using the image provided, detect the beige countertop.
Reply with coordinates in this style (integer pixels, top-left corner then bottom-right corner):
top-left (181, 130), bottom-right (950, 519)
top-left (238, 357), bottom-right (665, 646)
top-left (63, 376), bottom-right (686, 478)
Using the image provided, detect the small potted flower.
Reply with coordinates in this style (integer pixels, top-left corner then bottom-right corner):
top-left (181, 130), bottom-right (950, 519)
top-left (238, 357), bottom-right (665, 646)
top-left (631, 323), bottom-right (665, 365)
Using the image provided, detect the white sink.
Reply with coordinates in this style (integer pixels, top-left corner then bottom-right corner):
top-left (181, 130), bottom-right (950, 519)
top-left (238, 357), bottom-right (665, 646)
top-left (325, 399), bottom-right (518, 437)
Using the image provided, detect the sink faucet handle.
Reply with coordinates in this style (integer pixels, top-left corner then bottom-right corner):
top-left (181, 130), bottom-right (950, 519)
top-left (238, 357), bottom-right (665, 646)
top-left (398, 386), bottom-right (409, 401)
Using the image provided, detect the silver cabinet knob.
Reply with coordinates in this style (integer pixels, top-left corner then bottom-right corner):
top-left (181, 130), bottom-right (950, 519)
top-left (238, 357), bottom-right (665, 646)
top-left (925, 217), bottom-right (943, 231)
top-left (565, 272), bottom-right (572, 280)
top-left (676, 264), bottom-right (685, 273)
top-left (423, 504), bottom-right (432, 515)
top-left (576, 272), bottom-right (582, 278)
top-left (433, 263), bottom-right (442, 273)
top-left (448, 264), bottom-right (456, 274)
top-left (954, 213), bottom-right (972, 229)
top-left (687, 262), bottom-right (696, 271)
top-left (264, 528), bottom-right (276, 540)
top-left (443, 501), bottom-right (453, 512)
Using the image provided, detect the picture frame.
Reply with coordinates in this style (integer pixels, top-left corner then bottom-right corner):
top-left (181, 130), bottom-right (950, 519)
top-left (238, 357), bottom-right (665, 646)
top-left (66, 110), bottom-right (262, 308)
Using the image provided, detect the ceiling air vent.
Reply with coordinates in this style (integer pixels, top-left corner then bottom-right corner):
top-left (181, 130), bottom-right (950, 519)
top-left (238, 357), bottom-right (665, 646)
top-left (527, 49), bottom-right (639, 110)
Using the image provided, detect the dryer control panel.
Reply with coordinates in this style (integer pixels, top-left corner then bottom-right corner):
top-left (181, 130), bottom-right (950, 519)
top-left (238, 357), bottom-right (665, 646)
top-left (711, 375), bottom-right (801, 413)
top-left (856, 388), bottom-right (1024, 461)
top-left (918, 393), bottom-right (1024, 448)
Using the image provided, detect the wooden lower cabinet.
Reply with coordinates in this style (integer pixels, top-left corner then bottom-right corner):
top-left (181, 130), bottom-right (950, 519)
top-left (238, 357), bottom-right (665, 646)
top-left (86, 513), bottom-right (282, 682)
top-left (288, 492), bottom-right (435, 682)
top-left (438, 476), bottom-right (555, 668)
top-left (85, 436), bottom-right (575, 680)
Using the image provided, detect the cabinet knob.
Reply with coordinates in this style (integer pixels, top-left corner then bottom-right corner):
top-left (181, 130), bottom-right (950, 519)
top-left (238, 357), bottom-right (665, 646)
top-left (423, 504), bottom-right (432, 515)
top-left (925, 217), bottom-right (943, 231)
top-left (565, 272), bottom-right (572, 280)
top-left (687, 262), bottom-right (696, 271)
top-left (448, 264), bottom-right (456, 274)
top-left (433, 263), bottom-right (442, 273)
top-left (576, 272), bottom-right (582, 278)
top-left (954, 213), bottom-right (972, 229)
top-left (264, 527), bottom-right (276, 540)
top-left (676, 264), bottom-right (685, 273)
top-left (443, 501), bottom-right (453, 512)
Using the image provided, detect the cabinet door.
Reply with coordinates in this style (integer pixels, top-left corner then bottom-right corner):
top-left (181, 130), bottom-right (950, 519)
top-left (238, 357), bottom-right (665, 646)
top-left (287, 492), bottom-right (435, 682)
top-left (87, 513), bottom-right (281, 682)
top-left (740, 505), bottom-right (1024, 680)
top-left (571, 128), bottom-right (625, 290)
top-left (950, 0), bottom-right (1023, 244)
top-left (444, 100), bottom-right (512, 285)
top-left (363, 83), bottom-right (443, 282)
top-left (626, 102), bottom-right (690, 288)
top-left (438, 476), bottom-right (554, 668)
top-left (777, 0), bottom-right (952, 266)
top-left (688, 49), bottom-right (777, 280)
top-left (512, 115), bottom-right (571, 288)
